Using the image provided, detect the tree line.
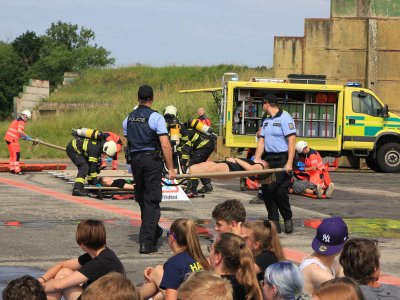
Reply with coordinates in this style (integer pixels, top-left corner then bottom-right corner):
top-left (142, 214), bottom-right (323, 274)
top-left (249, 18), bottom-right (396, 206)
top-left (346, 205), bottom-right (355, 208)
top-left (0, 21), bottom-right (115, 119)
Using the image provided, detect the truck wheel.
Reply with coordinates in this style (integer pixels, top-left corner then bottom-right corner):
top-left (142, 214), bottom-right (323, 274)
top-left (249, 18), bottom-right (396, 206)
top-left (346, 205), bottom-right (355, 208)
top-left (366, 158), bottom-right (381, 172)
top-left (376, 143), bottom-right (400, 173)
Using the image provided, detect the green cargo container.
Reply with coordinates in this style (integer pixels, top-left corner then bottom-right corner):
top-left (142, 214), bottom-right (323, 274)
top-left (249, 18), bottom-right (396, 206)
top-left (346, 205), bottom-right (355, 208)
top-left (305, 105), bottom-right (319, 120)
top-left (319, 105), bottom-right (335, 121)
top-left (288, 103), bottom-right (303, 119)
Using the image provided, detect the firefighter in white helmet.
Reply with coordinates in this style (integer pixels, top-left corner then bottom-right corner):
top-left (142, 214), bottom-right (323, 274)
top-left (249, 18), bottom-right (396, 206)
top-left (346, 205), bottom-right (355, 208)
top-left (3, 110), bottom-right (32, 175)
top-left (293, 140), bottom-right (334, 198)
top-left (66, 133), bottom-right (117, 196)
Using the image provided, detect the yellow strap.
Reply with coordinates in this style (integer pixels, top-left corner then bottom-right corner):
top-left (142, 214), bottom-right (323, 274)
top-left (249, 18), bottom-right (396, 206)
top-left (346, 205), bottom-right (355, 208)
top-left (88, 157), bottom-right (98, 163)
top-left (198, 140), bottom-right (209, 148)
top-left (75, 177), bottom-right (85, 184)
top-left (82, 139), bottom-right (89, 152)
top-left (192, 133), bottom-right (199, 143)
top-left (72, 139), bottom-right (79, 152)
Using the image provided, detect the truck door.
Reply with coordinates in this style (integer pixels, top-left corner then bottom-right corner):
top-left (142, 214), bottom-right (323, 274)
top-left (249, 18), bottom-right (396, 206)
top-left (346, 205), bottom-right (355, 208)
top-left (342, 90), bottom-right (384, 150)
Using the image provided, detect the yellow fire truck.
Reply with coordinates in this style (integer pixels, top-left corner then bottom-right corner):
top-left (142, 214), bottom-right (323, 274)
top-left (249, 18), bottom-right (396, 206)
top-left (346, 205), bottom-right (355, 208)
top-left (180, 73), bottom-right (400, 173)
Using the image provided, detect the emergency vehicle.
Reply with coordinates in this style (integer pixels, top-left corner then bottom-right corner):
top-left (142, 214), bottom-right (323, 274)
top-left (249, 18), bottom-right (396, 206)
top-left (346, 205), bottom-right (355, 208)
top-left (180, 73), bottom-right (400, 173)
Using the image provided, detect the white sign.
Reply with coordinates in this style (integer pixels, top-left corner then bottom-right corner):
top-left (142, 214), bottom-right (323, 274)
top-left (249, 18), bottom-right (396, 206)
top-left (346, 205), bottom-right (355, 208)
top-left (162, 179), bottom-right (190, 202)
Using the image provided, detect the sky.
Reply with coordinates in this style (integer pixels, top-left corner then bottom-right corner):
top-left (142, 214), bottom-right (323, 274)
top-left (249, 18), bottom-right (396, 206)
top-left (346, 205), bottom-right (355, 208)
top-left (0, 0), bottom-right (330, 67)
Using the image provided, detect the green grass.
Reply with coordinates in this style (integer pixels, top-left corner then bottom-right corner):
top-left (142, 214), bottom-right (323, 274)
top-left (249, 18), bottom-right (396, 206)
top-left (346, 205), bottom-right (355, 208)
top-left (0, 65), bottom-right (272, 158)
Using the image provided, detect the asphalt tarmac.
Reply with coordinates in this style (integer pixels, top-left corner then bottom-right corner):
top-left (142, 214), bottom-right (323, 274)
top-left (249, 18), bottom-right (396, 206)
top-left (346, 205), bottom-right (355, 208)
top-left (0, 164), bottom-right (399, 296)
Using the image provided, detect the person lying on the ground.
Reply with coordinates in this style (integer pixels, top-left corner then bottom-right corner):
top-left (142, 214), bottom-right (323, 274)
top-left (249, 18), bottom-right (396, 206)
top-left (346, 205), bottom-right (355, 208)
top-left (295, 141), bottom-right (334, 198)
top-left (188, 157), bottom-right (269, 178)
top-left (289, 176), bottom-right (324, 198)
top-left (99, 177), bottom-right (134, 189)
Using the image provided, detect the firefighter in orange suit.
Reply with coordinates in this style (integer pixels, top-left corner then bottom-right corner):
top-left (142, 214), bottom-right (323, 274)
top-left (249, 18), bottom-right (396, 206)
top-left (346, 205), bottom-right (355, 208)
top-left (4, 110), bottom-right (32, 175)
top-left (295, 141), bottom-right (334, 197)
top-left (99, 131), bottom-right (123, 170)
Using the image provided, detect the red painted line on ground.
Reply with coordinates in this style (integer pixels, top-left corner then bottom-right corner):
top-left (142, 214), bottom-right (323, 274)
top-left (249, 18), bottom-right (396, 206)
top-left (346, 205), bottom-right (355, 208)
top-left (0, 177), bottom-right (167, 223)
top-left (1, 176), bottom-right (400, 285)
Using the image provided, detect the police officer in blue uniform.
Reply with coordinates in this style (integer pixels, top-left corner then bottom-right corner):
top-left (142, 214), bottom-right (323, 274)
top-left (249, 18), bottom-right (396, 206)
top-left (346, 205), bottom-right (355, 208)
top-left (254, 94), bottom-right (296, 234)
top-left (126, 85), bottom-right (176, 254)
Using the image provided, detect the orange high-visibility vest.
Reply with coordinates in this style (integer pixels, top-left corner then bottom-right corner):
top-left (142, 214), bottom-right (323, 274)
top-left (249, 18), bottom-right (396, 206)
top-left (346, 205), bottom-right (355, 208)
top-left (4, 119), bottom-right (25, 142)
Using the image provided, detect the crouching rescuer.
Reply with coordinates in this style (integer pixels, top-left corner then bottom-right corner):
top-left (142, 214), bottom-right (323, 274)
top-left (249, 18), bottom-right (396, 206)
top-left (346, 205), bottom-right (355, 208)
top-left (180, 118), bottom-right (216, 196)
top-left (66, 132), bottom-right (117, 196)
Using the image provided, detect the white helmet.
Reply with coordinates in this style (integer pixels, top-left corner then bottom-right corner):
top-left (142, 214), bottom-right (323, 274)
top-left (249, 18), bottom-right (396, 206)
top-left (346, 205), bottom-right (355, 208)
top-left (103, 141), bottom-right (117, 157)
top-left (21, 110), bottom-right (32, 120)
top-left (296, 141), bottom-right (308, 153)
top-left (164, 105), bottom-right (177, 117)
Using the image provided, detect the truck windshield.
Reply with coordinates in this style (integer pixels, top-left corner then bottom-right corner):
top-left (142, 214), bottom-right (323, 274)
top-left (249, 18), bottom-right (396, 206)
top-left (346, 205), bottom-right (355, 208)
top-left (352, 92), bottom-right (383, 117)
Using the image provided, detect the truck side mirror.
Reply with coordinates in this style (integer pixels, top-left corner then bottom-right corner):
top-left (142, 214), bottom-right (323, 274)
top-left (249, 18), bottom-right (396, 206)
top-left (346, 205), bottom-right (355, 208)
top-left (382, 104), bottom-right (389, 118)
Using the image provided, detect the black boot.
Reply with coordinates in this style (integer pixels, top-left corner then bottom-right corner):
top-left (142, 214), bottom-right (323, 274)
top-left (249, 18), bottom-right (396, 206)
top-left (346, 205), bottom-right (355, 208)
top-left (72, 182), bottom-right (88, 196)
top-left (198, 183), bottom-right (213, 194)
top-left (284, 219), bottom-right (294, 234)
top-left (185, 179), bottom-right (199, 197)
top-left (154, 226), bottom-right (163, 246)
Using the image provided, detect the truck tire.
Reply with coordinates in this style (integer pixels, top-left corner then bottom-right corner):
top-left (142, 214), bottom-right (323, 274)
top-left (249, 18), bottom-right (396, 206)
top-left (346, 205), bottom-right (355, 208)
top-left (376, 143), bottom-right (400, 173)
top-left (366, 158), bottom-right (381, 172)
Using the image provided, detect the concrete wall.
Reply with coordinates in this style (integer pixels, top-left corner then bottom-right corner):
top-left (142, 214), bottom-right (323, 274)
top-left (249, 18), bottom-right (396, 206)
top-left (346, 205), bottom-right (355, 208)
top-left (331, 0), bottom-right (400, 18)
top-left (273, 0), bottom-right (400, 111)
top-left (273, 37), bottom-right (303, 77)
top-left (14, 79), bottom-right (50, 120)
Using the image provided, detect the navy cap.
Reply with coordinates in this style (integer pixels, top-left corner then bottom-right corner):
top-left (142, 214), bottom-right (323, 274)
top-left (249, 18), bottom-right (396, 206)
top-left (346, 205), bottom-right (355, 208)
top-left (263, 94), bottom-right (278, 104)
top-left (312, 217), bottom-right (348, 256)
top-left (138, 85), bottom-right (153, 101)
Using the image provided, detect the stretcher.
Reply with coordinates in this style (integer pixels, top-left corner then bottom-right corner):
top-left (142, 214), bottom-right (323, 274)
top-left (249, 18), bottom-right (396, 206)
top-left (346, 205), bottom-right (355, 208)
top-left (84, 185), bottom-right (135, 200)
top-left (176, 167), bottom-right (286, 183)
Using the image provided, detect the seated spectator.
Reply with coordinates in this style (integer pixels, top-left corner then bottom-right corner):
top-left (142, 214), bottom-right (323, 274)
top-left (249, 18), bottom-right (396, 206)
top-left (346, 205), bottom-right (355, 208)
top-left (300, 217), bottom-right (348, 294)
top-left (294, 141), bottom-right (334, 198)
top-left (339, 238), bottom-right (400, 300)
top-left (242, 220), bottom-right (286, 282)
top-left (209, 232), bottom-right (263, 300)
top-left (140, 218), bottom-right (210, 300)
top-left (80, 272), bottom-right (139, 300)
top-left (211, 199), bottom-right (246, 235)
top-left (313, 277), bottom-right (364, 300)
top-left (39, 219), bottom-right (125, 300)
top-left (177, 271), bottom-right (233, 300)
top-left (263, 261), bottom-right (310, 300)
top-left (2, 275), bottom-right (47, 300)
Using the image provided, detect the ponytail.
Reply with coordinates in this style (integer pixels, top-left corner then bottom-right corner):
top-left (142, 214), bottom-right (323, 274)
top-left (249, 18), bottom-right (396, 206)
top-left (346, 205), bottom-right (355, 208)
top-left (269, 221), bottom-right (286, 261)
top-left (237, 242), bottom-right (264, 300)
top-left (215, 233), bottom-right (263, 300)
top-left (185, 219), bottom-right (210, 271)
top-left (170, 219), bottom-right (210, 271)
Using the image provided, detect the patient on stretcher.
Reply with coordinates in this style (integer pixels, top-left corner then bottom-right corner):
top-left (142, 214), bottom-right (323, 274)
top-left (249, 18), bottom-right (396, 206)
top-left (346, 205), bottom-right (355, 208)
top-left (189, 157), bottom-right (269, 176)
top-left (99, 177), bottom-right (134, 189)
